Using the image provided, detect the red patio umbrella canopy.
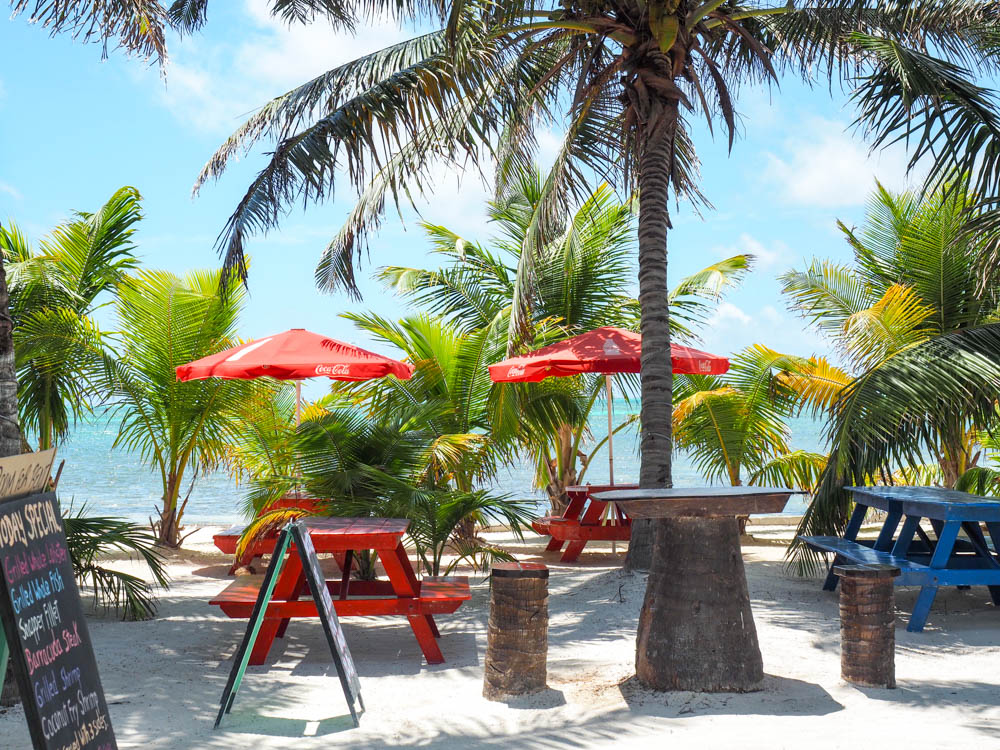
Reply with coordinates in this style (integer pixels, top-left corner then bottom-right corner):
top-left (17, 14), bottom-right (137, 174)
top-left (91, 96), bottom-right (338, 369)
top-left (488, 326), bottom-right (728, 383)
top-left (175, 328), bottom-right (413, 382)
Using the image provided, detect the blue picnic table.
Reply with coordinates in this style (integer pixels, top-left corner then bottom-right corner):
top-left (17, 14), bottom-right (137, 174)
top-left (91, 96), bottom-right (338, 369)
top-left (799, 486), bottom-right (1000, 632)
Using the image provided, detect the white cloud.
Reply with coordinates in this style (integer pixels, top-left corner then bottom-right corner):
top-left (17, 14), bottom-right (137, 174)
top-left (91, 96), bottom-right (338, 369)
top-left (709, 301), bottom-right (752, 327)
top-left (762, 117), bottom-right (911, 208)
top-left (713, 232), bottom-right (788, 269)
top-left (0, 181), bottom-right (21, 201)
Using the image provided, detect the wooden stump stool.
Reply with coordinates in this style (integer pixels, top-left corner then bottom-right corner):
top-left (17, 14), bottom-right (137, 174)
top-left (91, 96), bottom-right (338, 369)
top-left (834, 563), bottom-right (900, 688)
top-left (483, 562), bottom-right (548, 701)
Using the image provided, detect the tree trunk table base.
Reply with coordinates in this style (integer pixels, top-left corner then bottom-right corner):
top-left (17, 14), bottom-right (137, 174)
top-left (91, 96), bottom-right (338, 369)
top-left (635, 516), bottom-right (763, 692)
top-left (483, 562), bottom-right (549, 701)
top-left (835, 563), bottom-right (899, 689)
top-left (596, 487), bottom-right (801, 693)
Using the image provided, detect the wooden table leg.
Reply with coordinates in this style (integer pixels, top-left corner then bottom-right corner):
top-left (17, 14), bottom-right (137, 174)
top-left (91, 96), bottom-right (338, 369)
top-left (250, 555), bottom-right (304, 665)
top-left (909, 520), bottom-right (960, 632)
top-left (380, 541), bottom-right (445, 663)
top-left (824, 503), bottom-right (869, 591)
top-left (339, 549), bottom-right (354, 600)
top-left (275, 574), bottom-right (306, 639)
top-left (407, 615), bottom-right (444, 663)
top-left (560, 499), bottom-right (609, 562)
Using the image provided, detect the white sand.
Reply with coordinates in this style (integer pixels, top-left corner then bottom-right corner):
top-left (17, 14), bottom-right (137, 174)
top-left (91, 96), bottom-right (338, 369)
top-left (2, 529), bottom-right (1000, 749)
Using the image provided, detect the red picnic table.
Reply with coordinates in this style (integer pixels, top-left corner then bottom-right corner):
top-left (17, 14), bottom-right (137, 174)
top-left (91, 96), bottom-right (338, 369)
top-left (531, 484), bottom-right (638, 562)
top-left (210, 517), bottom-right (470, 665)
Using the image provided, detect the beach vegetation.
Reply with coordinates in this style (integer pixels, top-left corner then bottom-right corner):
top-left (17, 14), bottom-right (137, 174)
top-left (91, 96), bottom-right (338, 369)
top-left (784, 181), bottom-right (1000, 567)
top-left (673, 345), bottom-right (826, 494)
top-left (382, 166), bottom-right (751, 513)
top-left (176, 0), bottom-right (1000, 581)
top-left (0, 187), bottom-right (142, 452)
top-left (236, 397), bottom-right (534, 576)
top-left (101, 268), bottom-right (277, 547)
top-left (63, 507), bottom-right (169, 620)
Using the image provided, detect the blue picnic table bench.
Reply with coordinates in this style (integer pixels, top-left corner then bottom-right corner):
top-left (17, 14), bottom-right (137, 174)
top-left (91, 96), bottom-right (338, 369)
top-left (799, 486), bottom-right (1000, 632)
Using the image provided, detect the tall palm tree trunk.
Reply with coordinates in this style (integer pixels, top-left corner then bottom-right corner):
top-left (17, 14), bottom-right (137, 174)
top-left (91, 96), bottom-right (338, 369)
top-left (627, 93), bottom-right (763, 691)
top-left (624, 94), bottom-right (676, 572)
top-left (0, 254), bottom-right (20, 459)
top-left (0, 249), bottom-right (23, 706)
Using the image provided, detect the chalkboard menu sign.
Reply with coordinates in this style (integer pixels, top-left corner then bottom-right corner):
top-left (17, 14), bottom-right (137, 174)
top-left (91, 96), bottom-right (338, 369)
top-left (0, 490), bottom-right (118, 750)
top-left (216, 521), bottom-right (363, 729)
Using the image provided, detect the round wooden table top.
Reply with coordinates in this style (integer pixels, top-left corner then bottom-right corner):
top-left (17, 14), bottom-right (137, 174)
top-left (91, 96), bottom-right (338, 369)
top-left (591, 487), bottom-right (805, 519)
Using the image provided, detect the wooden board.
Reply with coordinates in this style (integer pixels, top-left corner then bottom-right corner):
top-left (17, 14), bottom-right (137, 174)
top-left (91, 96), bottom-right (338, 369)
top-left (592, 487), bottom-right (802, 518)
top-left (0, 491), bottom-right (118, 750)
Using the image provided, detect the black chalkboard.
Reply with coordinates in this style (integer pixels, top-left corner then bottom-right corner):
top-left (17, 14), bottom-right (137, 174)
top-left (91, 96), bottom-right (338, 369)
top-left (216, 521), bottom-right (363, 729)
top-left (0, 491), bottom-right (118, 750)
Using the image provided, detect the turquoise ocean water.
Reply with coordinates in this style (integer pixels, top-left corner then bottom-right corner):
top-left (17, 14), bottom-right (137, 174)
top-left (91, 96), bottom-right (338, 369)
top-left (52, 402), bottom-right (825, 525)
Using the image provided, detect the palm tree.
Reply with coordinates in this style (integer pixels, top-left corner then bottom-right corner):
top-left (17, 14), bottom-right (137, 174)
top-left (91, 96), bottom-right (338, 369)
top-left (789, 324), bottom-right (1000, 571)
top-left (781, 181), bottom-right (1000, 565)
top-left (783, 181), bottom-right (1000, 488)
top-left (101, 268), bottom-right (272, 547)
top-left (8, 0), bottom-right (168, 63)
top-left (180, 1), bottom-right (1000, 575)
top-left (62, 508), bottom-right (169, 621)
top-left (237, 395), bottom-right (534, 576)
top-left (673, 345), bottom-right (826, 505)
top-left (1, 187), bottom-right (142, 451)
top-left (338, 313), bottom-right (518, 498)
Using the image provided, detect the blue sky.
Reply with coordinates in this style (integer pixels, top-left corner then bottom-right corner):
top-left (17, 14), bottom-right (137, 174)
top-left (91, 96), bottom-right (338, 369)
top-left (1, 1), bottom-right (921, 386)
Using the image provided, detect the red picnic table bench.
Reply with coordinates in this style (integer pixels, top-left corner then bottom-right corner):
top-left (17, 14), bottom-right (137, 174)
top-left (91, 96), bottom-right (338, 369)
top-left (531, 484), bottom-right (637, 562)
top-left (210, 517), bottom-right (470, 665)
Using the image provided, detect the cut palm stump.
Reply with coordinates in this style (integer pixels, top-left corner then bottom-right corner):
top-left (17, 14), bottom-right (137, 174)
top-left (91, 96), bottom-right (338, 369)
top-left (835, 564), bottom-right (900, 689)
top-left (595, 487), bottom-right (803, 692)
top-left (483, 562), bottom-right (549, 701)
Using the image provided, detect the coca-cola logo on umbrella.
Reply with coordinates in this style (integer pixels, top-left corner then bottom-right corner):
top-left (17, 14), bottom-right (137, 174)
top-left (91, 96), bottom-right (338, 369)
top-left (315, 364), bottom-right (351, 376)
top-left (508, 365), bottom-right (526, 377)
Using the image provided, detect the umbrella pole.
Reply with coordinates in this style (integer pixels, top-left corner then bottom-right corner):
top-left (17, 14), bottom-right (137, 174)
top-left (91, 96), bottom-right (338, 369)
top-left (605, 374), bottom-right (617, 554)
top-left (295, 380), bottom-right (302, 426)
top-left (606, 374), bottom-right (615, 486)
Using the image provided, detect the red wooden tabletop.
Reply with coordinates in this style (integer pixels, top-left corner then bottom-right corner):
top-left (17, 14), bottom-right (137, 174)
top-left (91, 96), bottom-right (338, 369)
top-left (297, 517), bottom-right (410, 551)
top-left (301, 517), bottom-right (409, 534)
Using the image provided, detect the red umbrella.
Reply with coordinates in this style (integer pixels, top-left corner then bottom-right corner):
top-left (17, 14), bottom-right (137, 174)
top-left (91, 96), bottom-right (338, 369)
top-left (488, 326), bottom-right (729, 382)
top-left (488, 326), bottom-right (729, 485)
top-left (176, 328), bottom-right (413, 423)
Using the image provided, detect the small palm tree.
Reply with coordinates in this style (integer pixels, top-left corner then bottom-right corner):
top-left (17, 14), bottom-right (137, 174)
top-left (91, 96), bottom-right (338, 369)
top-left (1, 187), bottom-right (142, 451)
top-left (783, 181), bottom-right (1000, 487)
top-left (63, 507), bottom-right (169, 621)
top-left (102, 268), bottom-right (273, 547)
top-left (239, 398), bottom-right (533, 576)
top-left (673, 345), bottom-right (826, 498)
top-left (382, 166), bottom-right (751, 511)
top-left (781, 182), bottom-right (1000, 567)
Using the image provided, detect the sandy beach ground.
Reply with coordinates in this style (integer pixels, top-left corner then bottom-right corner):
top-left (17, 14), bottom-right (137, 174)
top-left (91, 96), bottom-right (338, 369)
top-left (2, 526), bottom-right (999, 749)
